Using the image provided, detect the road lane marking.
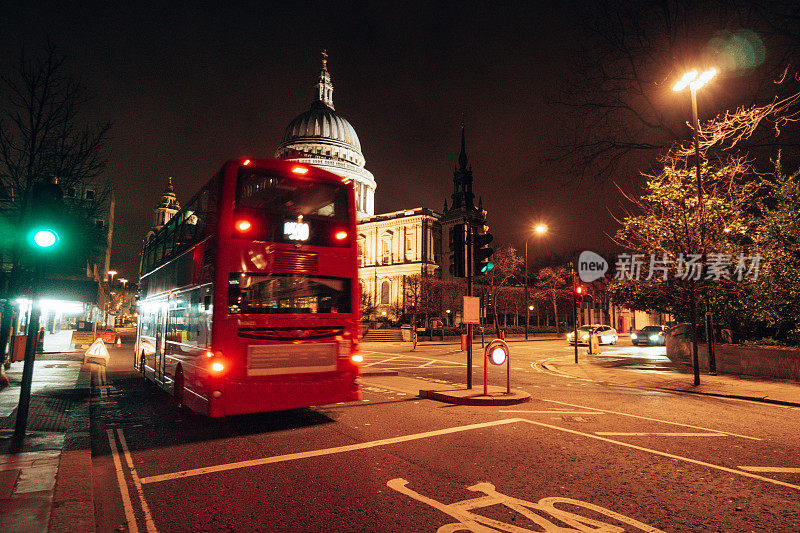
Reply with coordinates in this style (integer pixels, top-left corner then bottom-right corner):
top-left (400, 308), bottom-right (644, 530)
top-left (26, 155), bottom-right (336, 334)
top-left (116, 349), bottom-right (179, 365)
top-left (542, 399), bottom-right (760, 440)
top-left (502, 411), bottom-right (601, 415)
top-left (116, 429), bottom-right (158, 533)
top-left (518, 419), bottom-right (800, 491)
top-left (364, 355), bottom-right (404, 367)
top-left (139, 418), bottom-right (526, 485)
top-left (595, 432), bottom-right (727, 437)
top-left (738, 466), bottom-right (800, 473)
top-left (107, 429), bottom-right (139, 533)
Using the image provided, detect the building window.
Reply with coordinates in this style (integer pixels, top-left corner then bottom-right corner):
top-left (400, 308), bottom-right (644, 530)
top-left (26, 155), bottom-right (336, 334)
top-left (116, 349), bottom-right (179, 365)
top-left (64, 186), bottom-right (76, 198)
top-left (381, 281), bottom-right (390, 304)
top-left (85, 189), bottom-right (95, 200)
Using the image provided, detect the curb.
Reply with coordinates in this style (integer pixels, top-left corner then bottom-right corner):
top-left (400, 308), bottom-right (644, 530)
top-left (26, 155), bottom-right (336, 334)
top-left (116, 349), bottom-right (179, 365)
top-left (542, 362), bottom-right (800, 408)
top-left (48, 364), bottom-right (94, 533)
top-left (361, 370), bottom-right (400, 377)
top-left (652, 387), bottom-right (800, 408)
top-left (419, 388), bottom-right (531, 406)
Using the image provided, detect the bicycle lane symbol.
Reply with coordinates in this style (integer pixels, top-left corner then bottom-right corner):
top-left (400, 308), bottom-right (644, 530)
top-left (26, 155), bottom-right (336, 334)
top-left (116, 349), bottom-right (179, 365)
top-left (387, 478), bottom-right (665, 533)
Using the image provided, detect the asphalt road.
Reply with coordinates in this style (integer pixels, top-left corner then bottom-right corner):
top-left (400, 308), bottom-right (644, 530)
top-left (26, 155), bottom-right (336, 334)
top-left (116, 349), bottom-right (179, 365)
top-left (88, 340), bottom-right (800, 532)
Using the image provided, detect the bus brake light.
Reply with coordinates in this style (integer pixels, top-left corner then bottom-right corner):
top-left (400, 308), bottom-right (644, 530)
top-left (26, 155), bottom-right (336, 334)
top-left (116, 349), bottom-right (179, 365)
top-left (335, 230), bottom-right (348, 240)
top-left (242, 159), bottom-right (252, 166)
top-left (351, 354), bottom-right (363, 364)
top-left (235, 220), bottom-right (252, 232)
top-left (211, 361), bottom-right (225, 373)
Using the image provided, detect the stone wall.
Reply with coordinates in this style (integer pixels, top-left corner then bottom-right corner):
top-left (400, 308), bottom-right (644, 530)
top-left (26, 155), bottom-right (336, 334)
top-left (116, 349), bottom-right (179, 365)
top-left (666, 325), bottom-right (800, 381)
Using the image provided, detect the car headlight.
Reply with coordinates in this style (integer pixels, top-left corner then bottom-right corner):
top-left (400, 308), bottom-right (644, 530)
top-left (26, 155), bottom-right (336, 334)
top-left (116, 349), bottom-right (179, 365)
top-left (631, 333), bottom-right (637, 340)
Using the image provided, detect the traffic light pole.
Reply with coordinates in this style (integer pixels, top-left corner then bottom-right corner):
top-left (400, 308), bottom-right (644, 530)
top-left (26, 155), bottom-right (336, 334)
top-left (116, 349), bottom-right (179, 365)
top-left (466, 223), bottom-right (473, 390)
top-left (572, 263), bottom-right (578, 364)
top-left (13, 264), bottom-right (42, 444)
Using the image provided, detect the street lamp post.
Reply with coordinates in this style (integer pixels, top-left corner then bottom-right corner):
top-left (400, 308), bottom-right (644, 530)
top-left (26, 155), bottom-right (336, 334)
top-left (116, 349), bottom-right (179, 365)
top-left (673, 68), bottom-right (717, 385)
top-left (525, 224), bottom-right (548, 340)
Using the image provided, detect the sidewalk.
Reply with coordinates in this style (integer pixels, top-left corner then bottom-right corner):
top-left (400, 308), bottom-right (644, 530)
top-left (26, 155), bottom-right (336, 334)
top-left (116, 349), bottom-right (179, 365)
top-left (0, 354), bottom-right (94, 533)
top-left (543, 352), bottom-right (800, 407)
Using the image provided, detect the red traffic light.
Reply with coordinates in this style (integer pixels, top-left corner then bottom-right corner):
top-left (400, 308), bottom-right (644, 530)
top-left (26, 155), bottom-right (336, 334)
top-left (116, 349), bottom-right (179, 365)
top-left (575, 286), bottom-right (583, 295)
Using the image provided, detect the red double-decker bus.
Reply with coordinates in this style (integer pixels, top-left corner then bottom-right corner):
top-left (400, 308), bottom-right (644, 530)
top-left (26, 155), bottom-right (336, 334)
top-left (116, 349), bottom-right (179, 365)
top-left (135, 159), bottom-right (362, 416)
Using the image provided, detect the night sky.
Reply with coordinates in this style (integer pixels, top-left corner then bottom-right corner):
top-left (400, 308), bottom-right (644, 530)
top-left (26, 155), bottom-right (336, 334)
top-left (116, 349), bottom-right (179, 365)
top-left (2, 1), bottom-right (747, 280)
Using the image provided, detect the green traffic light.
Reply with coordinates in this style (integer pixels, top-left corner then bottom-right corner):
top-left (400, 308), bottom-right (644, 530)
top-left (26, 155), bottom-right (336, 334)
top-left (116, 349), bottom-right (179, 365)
top-left (31, 229), bottom-right (59, 248)
top-left (481, 261), bottom-right (494, 273)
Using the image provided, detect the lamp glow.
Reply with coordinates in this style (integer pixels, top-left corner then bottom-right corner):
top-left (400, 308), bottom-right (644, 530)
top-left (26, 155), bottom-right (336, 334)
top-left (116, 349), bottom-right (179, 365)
top-left (672, 70), bottom-right (698, 92)
top-left (33, 229), bottom-right (58, 248)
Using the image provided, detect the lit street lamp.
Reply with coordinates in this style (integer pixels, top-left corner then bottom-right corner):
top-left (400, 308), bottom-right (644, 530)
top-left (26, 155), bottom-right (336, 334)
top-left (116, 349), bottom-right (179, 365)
top-left (525, 224), bottom-right (548, 340)
top-left (673, 67), bottom-right (717, 385)
top-left (108, 269), bottom-right (118, 286)
top-left (119, 278), bottom-right (128, 289)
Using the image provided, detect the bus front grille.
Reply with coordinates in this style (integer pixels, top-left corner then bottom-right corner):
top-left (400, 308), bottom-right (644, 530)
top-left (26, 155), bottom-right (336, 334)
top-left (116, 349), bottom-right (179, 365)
top-left (273, 251), bottom-right (318, 273)
top-left (238, 327), bottom-right (344, 341)
top-left (247, 343), bottom-right (337, 376)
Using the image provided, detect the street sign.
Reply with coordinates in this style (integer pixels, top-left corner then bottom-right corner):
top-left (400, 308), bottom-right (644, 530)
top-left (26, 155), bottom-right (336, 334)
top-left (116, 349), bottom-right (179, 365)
top-left (463, 296), bottom-right (480, 324)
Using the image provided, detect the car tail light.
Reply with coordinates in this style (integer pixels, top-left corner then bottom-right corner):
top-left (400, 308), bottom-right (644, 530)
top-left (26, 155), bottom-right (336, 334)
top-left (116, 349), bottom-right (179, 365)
top-left (291, 166), bottom-right (309, 175)
top-left (242, 159), bottom-right (252, 166)
top-left (351, 354), bottom-right (363, 364)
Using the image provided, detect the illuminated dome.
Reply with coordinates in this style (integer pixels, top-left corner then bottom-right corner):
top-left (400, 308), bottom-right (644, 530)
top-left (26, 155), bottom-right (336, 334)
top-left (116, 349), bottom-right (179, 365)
top-left (281, 102), bottom-right (363, 161)
top-left (276, 52), bottom-right (376, 219)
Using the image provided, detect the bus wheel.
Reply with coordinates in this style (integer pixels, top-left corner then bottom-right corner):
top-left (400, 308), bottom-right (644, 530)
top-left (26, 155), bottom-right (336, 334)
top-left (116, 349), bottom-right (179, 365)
top-left (174, 366), bottom-right (185, 409)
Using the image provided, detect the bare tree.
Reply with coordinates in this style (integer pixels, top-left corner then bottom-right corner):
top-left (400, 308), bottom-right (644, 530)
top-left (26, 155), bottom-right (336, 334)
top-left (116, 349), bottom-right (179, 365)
top-left (535, 266), bottom-right (571, 335)
top-left (0, 43), bottom-right (112, 372)
top-left (551, 0), bottom-right (800, 182)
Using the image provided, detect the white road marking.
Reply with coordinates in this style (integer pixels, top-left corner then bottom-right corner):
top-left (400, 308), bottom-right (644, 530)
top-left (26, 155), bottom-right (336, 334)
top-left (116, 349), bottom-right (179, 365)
top-left (596, 432), bottom-right (727, 437)
top-left (364, 355), bottom-right (404, 367)
top-left (418, 360), bottom-right (435, 368)
top-left (107, 429), bottom-right (139, 533)
top-left (389, 478), bottom-right (665, 533)
top-left (738, 466), bottom-right (800, 473)
top-left (116, 429), bottom-right (158, 533)
top-left (139, 418), bottom-right (526, 485)
top-left (517, 419), bottom-right (800, 491)
top-left (543, 399), bottom-right (760, 440)
top-left (501, 410), bottom-right (604, 415)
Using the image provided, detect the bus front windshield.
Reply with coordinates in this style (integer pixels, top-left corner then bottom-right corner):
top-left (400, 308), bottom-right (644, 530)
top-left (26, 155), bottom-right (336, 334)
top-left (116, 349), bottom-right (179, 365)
top-left (229, 273), bottom-right (352, 315)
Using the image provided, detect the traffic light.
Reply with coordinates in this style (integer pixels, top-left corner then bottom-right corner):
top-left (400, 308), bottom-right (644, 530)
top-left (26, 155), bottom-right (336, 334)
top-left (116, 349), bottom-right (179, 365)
top-left (448, 226), bottom-right (466, 277)
top-left (574, 284), bottom-right (586, 301)
top-left (473, 231), bottom-right (494, 276)
top-left (25, 180), bottom-right (65, 253)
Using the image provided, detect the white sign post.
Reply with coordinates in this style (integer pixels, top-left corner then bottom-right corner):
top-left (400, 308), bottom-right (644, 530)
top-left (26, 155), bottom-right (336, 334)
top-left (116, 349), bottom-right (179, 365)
top-left (463, 296), bottom-right (480, 325)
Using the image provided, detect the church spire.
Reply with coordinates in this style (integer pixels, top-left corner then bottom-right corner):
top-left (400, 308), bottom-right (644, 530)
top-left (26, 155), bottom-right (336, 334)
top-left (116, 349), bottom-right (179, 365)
top-left (315, 50), bottom-right (335, 109)
top-left (451, 121), bottom-right (475, 211)
top-left (458, 119), bottom-right (468, 170)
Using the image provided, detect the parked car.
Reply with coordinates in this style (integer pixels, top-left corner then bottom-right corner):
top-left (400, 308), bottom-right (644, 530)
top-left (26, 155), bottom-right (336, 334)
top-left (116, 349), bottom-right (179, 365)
top-left (567, 324), bottom-right (618, 346)
top-left (631, 325), bottom-right (667, 346)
